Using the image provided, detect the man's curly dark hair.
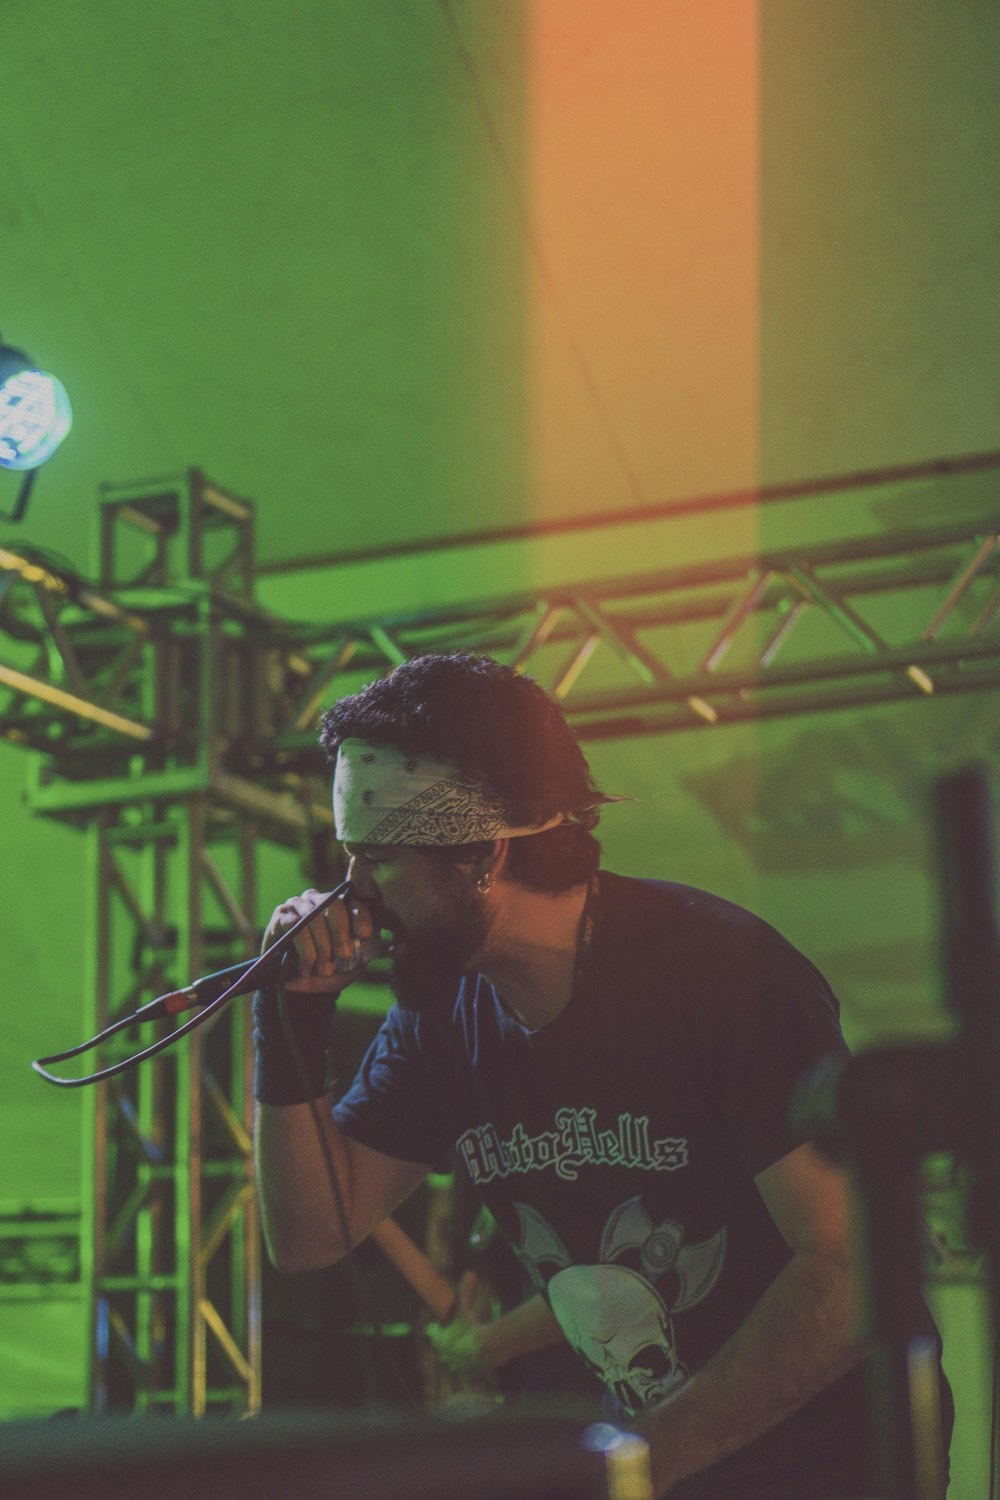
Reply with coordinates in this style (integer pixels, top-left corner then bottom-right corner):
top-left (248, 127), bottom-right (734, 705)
top-left (319, 653), bottom-right (604, 891)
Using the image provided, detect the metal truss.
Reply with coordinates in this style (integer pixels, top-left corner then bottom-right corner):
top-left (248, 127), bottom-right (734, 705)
top-left (0, 473), bottom-right (331, 831)
top-left (1, 474), bottom-right (275, 1416)
top-left (921, 1157), bottom-right (987, 1287)
top-left (263, 517), bottom-right (1000, 756)
top-left (0, 1200), bottom-right (82, 1300)
top-left (3, 512), bottom-right (998, 789)
top-left (86, 799), bottom-right (261, 1414)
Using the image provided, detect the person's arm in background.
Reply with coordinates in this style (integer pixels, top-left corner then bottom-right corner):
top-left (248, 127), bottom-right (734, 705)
top-left (426, 1273), bottom-right (565, 1376)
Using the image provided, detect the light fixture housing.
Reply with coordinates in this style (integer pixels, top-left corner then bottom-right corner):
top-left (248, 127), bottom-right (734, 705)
top-left (0, 343), bottom-right (73, 473)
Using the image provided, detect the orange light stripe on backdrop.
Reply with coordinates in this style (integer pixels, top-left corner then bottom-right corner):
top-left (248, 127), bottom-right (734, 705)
top-left (527, 1), bottom-right (761, 561)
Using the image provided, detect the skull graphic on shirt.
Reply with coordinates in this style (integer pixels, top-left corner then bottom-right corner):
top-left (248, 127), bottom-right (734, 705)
top-left (513, 1198), bottom-right (726, 1418)
top-left (548, 1263), bottom-right (685, 1412)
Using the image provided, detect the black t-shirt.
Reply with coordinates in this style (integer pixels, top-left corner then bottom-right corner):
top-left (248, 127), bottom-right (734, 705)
top-left (334, 873), bottom-right (933, 1496)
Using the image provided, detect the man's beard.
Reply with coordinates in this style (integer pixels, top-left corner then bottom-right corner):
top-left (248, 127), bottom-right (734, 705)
top-left (386, 882), bottom-right (494, 1014)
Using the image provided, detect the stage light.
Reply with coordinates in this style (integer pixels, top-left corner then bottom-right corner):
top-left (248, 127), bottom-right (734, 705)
top-left (0, 343), bottom-right (72, 470)
top-left (0, 339), bottom-right (73, 523)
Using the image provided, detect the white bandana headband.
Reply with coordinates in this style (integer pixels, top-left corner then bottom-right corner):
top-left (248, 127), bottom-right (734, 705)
top-left (333, 738), bottom-right (570, 846)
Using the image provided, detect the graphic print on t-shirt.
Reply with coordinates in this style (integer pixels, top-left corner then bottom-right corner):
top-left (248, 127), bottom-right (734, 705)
top-left (455, 1105), bottom-right (689, 1186)
top-left (513, 1197), bottom-right (726, 1417)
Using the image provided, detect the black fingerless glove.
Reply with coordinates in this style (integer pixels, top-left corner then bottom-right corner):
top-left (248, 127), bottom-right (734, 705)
top-left (252, 987), bottom-right (336, 1105)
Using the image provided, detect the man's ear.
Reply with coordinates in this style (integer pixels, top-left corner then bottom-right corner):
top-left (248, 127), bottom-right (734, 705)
top-left (475, 839), bottom-right (509, 890)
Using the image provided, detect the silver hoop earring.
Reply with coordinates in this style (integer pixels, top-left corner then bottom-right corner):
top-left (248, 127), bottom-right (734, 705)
top-left (477, 872), bottom-right (494, 894)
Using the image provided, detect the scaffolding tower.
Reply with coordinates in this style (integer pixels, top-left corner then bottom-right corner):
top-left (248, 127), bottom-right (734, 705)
top-left (1, 473), bottom-right (334, 1414)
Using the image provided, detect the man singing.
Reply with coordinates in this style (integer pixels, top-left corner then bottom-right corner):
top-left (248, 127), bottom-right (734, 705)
top-left (253, 651), bottom-right (949, 1498)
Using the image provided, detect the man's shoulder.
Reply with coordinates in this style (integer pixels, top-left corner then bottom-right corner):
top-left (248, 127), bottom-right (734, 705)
top-left (597, 871), bottom-right (841, 1031)
top-left (599, 869), bottom-right (770, 936)
top-left (381, 976), bottom-right (489, 1046)
top-left (597, 870), bottom-right (825, 981)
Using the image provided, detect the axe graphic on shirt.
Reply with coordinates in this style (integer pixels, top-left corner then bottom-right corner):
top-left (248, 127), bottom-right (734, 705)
top-left (599, 1197), bottom-right (726, 1312)
top-left (514, 1198), bottom-right (726, 1314)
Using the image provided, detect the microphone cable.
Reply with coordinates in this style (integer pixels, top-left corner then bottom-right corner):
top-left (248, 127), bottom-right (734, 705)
top-left (32, 876), bottom-right (421, 1409)
top-left (273, 955), bottom-right (421, 1411)
top-left (32, 882), bottom-right (353, 1087)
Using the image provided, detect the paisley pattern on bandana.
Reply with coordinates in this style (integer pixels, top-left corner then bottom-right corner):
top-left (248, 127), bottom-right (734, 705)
top-left (363, 774), bottom-right (511, 845)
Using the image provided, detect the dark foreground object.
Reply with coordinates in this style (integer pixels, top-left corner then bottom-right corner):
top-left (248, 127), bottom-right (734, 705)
top-left (0, 1405), bottom-right (628, 1500)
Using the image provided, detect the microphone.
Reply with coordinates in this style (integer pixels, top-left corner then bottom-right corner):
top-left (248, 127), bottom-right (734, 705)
top-left (134, 934), bottom-right (391, 1023)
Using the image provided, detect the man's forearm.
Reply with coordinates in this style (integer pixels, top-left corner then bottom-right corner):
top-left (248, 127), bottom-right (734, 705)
top-left (478, 1293), bottom-right (565, 1369)
top-left (255, 1098), bottom-right (429, 1274)
top-left (428, 1291), bottom-right (565, 1377)
top-left (639, 1249), bottom-right (867, 1496)
top-left (255, 1098), bottom-right (356, 1272)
